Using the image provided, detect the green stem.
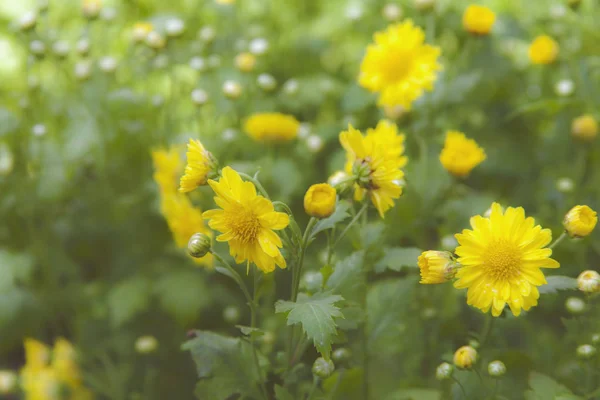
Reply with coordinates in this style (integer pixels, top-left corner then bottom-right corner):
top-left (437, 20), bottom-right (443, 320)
top-left (549, 231), bottom-right (568, 249)
top-left (491, 379), bottom-right (499, 400)
top-left (211, 251), bottom-right (252, 304)
top-left (452, 376), bottom-right (468, 399)
top-left (333, 202), bottom-right (369, 248)
top-left (479, 314), bottom-right (495, 348)
top-left (307, 376), bottom-right (320, 400)
top-left (239, 171), bottom-right (270, 199)
top-left (291, 217), bottom-right (318, 302)
top-left (251, 269), bottom-right (269, 400)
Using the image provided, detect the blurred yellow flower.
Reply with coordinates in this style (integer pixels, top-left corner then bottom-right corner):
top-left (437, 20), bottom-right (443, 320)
top-left (52, 339), bottom-right (81, 388)
top-left (340, 121), bottom-right (407, 218)
top-left (577, 270), bottom-right (600, 293)
top-left (454, 203), bottom-right (560, 317)
top-left (23, 339), bottom-right (50, 370)
top-left (462, 5), bottom-right (496, 35)
top-left (82, 0), bottom-right (102, 18)
top-left (179, 139), bottom-right (218, 193)
top-left (244, 113), bottom-right (300, 142)
top-left (359, 20), bottom-right (442, 109)
top-left (439, 130), bottom-right (486, 177)
top-left (571, 114), bottom-right (598, 141)
top-left (203, 167), bottom-right (289, 273)
top-left (453, 345), bottom-right (477, 369)
top-left (528, 35), bottom-right (559, 65)
top-left (152, 147), bottom-right (183, 194)
top-left (418, 250), bottom-right (456, 284)
top-left (304, 183), bottom-right (337, 218)
top-left (563, 205), bottom-right (597, 238)
top-left (235, 52), bottom-right (256, 72)
top-left (216, 0), bottom-right (235, 4)
top-left (132, 22), bottom-right (153, 43)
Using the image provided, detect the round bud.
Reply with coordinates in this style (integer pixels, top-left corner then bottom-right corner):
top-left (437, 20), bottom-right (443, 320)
top-left (488, 360), bottom-right (506, 377)
top-left (249, 38), bottom-right (269, 55)
top-left (576, 344), bottom-right (597, 359)
top-left (222, 80), bottom-right (242, 99)
top-left (75, 38), bottom-right (90, 56)
top-left (82, 0), bottom-right (101, 19)
top-left (166, 18), bottom-right (185, 37)
top-left (332, 348), bottom-right (351, 363)
top-left (198, 26), bottom-right (216, 43)
top-left (565, 297), bottom-right (586, 314)
top-left (262, 331), bottom-right (275, 345)
top-left (453, 345), bottom-right (477, 369)
top-left (556, 177), bottom-right (574, 193)
top-left (98, 56), bottom-right (118, 73)
top-left (19, 11), bottom-right (38, 31)
top-left (135, 336), bottom-right (158, 354)
top-left (257, 73), bottom-right (277, 91)
top-left (29, 40), bottom-right (46, 57)
top-left (312, 357), bottom-right (335, 378)
top-left (189, 56), bottom-right (206, 72)
top-left (554, 79), bottom-right (574, 97)
top-left (435, 362), bottom-right (453, 380)
top-left (591, 333), bottom-right (600, 345)
top-left (32, 124), bottom-right (46, 137)
top-left (382, 4), bottom-right (402, 21)
top-left (306, 135), bottom-right (324, 153)
top-left (191, 89), bottom-right (209, 105)
top-left (52, 40), bottom-right (70, 58)
top-left (222, 128), bottom-right (237, 142)
top-left (188, 233), bottom-right (211, 258)
top-left (222, 305), bottom-right (240, 324)
top-left (577, 270), bottom-right (600, 293)
top-left (235, 52), bottom-right (256, 72)
top-left (146, 31), bottom-right (166, 50)
top-left (283, 79), bottom-right (299, 95)
top-left (0, 370), bottom-right (17, 394)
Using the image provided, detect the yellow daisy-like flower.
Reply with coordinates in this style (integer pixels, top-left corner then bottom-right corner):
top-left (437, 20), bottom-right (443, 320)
top-left (571, 114), bottom-right (598, 141)
top-left (340, 122), bottom-right (407, 218)
top-left (244, 112), bottom-right (300, 142)
top-left (418, 250), bottom-right (457, 284)
top-left (359, 20), bottom-right (442, 109)
top-left (52, 339), bottom-right (81, 388)
top-left (563, 205), bottom-right (597, 238)
top-left (454, 203), bottom-right (560, 317)
top-left (203, 167), bottom-right (290, 273)
top-left (235, 52), bottom-right (256, 72)
top-left (151, 147), bottom-right (183, 194)
top-left (528, 35), bottom-right (559, 65)
top-left (179, 139), bottom-right (217, 193)
top-left (439, 130), bottom-right (486, 178)
top-left (462, 5), bottom-right (496, 35)
top-left (453, 346), bottom-right (477, 369)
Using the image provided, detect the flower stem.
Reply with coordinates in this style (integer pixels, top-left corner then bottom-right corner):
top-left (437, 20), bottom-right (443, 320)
top-left (333, 202), bottom-right (369, 248)
top-left (479, 314), bottom-right (495, 348)
top-left (211, 251), bottom-right (252, 304)
top-left (239, 171), bottom-right (270, 199)
top-left (549, 231), bottom-right (568, 249)
top-left (452, 376), bottom-right (468, 399)
top-left (251, 269), bottom-right (269, 400)
top-left (291, 217), bottom-right (318, 302)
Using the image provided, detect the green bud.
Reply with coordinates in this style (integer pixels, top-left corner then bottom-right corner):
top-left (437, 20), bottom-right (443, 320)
top-left (352, 160), bottom-right (371, 188)
top-left (332, 348), bottom-right (351, 363)
top-left (577, 344), bottom-right (597, 359)
top-left (487, 360), bottom-right (506, 377)
top-left (591, 333), bottom-right (600, 345)
top-left (188, 233), bottom-right (211, 258)
top-left (435, 362), bottom-right (453, 380)
top-left (222, 306), bottom-right (240, 324)
top-left (312, 357), bottom-right (335, 378)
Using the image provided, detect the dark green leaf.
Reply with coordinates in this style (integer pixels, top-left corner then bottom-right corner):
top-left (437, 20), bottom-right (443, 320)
top-left (311, 201), bottom-right (351, 237)
top-left (538, 276), bottom-right (578, 294)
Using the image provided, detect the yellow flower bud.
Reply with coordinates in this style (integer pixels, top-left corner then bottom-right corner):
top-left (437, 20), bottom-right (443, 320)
top-left (132, 22), bottom-right (153, 43)
top-left (82, 0), bottom-right (102, 19)
top-left (571, 115), bottom-right (597, 141)
top-left (304, 183), bottom-right (337, 218)
top-left (563, 205), bottom-right (597, 238)
top-left (418, 251), bottom-right (457, 284)
top-left (528, 35), bottom-right (559, 65)
top-left (439, 131), bottom-right (486, 178)
top-left (453, 345), bottom-right (477, 369)
top-left (235, 52), bottom-right (256, 72)
top-left (462, 5), bottom-right (496, 35)
top-left (577, 270), bottom-right (600, 293)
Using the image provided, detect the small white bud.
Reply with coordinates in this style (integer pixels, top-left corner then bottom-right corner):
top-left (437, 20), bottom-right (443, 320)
top-left (577, 270), bottom-right (600, 293)
top-left (556, 177), bottom-right (574, 193)
top-left (306, 135), bottom-right (324, 153)
top-left (565, 297), bottom-right (586, 314)
top-left (382, 4), bottom-right (402, 21)
top-left (222, 80), bottom-right (242, 98)
top-left (222, 305), bottom-right (240, 324)
top-left (249, 38), bottom-right (269, 55)
top-left (207, 55), bottom-right (221, 68)
top-left (32, 124), bottom-right (47, 137)
top-left (135, 336), bottom-right (158, 354)
top-left (555, 79), bottom-right (574, 97)
top-left (435, 362), bottom-right (453, 380)
top-left (165, 18), bottom-right (185, 37)
top-left (19, 11), bottom-right (38, 31)
top-left (283, 79), bottom-right (299, 95)
top-left (0, 370), bottom-right (17, 394)
top-left (488, 360), bottom-right (506, 377)
top-left (441, 234), bottom-right (458, 251)
top-left (198, 26), bottom-right (216, 42)
top-left (257, 74), bottom-right (277, 91)
top-left (189, 56), bottom-right (206, 71)
top-left (98, 56), bottom-right (118, 73)
top-left (52, 40), bottom-right (70, 58)
top-left (222, 128), bottom-right (237, 142)
top-left (75, 38), bottom-right (90, 56)
top-left (74, 61), bottom-right (93, 80)
top-left (576, 344), bottom-right (596, 359)
top-left (29, 40), bottom-right (46, 56)
top-left (191, 89), bottom-right (209, 105)
top-left (146, 31), bottom-right (166, 49)
top-left (591, 333), bottom-right (600, 345)
top-left (100, 7), bottom-right (117, 21)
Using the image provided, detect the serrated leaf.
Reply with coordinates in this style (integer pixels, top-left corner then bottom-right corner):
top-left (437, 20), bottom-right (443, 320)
top-left (524, 372), bottom-right (581, 400)
top-left (538, 276), bottom-right (578, 294)
top-left (311, 201), bottom-right (351, 238)
top-left (154, 270), bottom-right (209, 325)
top-left (374, 247), bottom-right (422, 273)
top-left (275, 292), bottom-right (344, 359)
top-left (385, 388), bottom-right (442, 400)
top-left (108, 277), bottom-right (151, 327)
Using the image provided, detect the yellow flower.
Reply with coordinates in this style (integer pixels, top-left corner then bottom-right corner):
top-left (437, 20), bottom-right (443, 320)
top-left (359, 20), bottom-right (442, 109)
top-left (454, 203), bottom-right (560, 317)
top-left (179, 139), bottom-right (217, 193)
top-left (244, 113), bottom-right (300, 142)
top-left (571, 114), bottom-right (598, 141)
top-left (235, 52), bottom-right (256, 72)
top-left (439, 130), bottom-right (486, 178)
top-left (24, 339), bottom-right (50, 370)
top-left (340, 122), bottom-right (407, 218)
top-left (152, 147), bottom-right (183, 194)
top-left (52, 339), bottom-right (81, 388)
top-left (82, 0), bottom-right (101, 18)
top-left (577, 270), bottom-right (600, 293)
top-left (132, 22), bottom-right (153, 43)
top-left (453, 346), bottom-right (477, 369)
top-left (203, 167), bottom-right (289, 273)
top-left (528, 35), bottom-right (559, 65)
top-left (418, 251), bottom-right (457, 284)
top-left (462, 5), bottom-right (496, 35)
top-left (21, 367), bottom-right (59, 400)
top-left (216, 0), bottom-right (235, 4)
top-left (304, 183), bottom-right (337, 218)
top-left (563, 205), bottom-right (597, 238)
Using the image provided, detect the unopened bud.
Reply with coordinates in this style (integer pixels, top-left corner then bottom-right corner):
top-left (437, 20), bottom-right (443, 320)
top-left (75, 38), bottom-right (90, 56)
top-left (488, 360), bottom-right (506, 377)
top-left (382, 4), bottom-right (402, 21)
top-left (453, 345), bottom-right (477, 369)
top-left (19, 11), bottom-right (38, 31)
top-left (29, 40), bottom-right (46, 57)
top-left (146, 31), bottom-right (166, 50)
top-left (165, 18), bottom-right (185, 37)
top-left (312, 357), bottom-right (335, 378)
top-left (188, 233), bottom-right (211, 258)
top-left (249, 38), bottom-right (269, 55)
top-left (0, 371), bottom-right (16, 394)
top-left (52, 40), bottom-right (70, 58)
top-left (577, 270), bottom-right (600, 293)
top-left (283, 79), bottom-right (299, 95)
top-left (222, 80), bottom-right (242, 99)
top-left (306, 135), bottom-right (324, 153)
top-left (332, 348), bottom-right (351, 363)
top-left (563, 205), bottom-right (597, 238)
top-left (556, 177), bottom-right (574, 193)
top-left (565, 297), bottom-right (586, 314)
top-left (198, 26), bottom-right (216, 43)
top-left (191, 89), bottom-right (209, 105)
top-left (222, 305), bottom-right (240, 324)
top-left (82, 0), bottom-right (102, 19)
top-left (235, 52), bottom-right (256, 72)
top-left (98, 56), bottom-right (118, 73)
top-left (576, 344), bottom-right (596, 359)
top-left (435, 362), bottom-right (453, 380)
top-left (135, 336), bottom-right (158, 354)
top-left (257, 74), bottom-right (276, 91)
top-left (591, 333), bottom-right (600, 345)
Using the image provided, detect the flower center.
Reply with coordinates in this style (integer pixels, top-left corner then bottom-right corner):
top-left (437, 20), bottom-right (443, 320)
top-left (226, 204), bottom-right (261, 243)
top-left (380, 49), bottom-right (413, 83)
top-left (483, 240), bottom-right (522, 280)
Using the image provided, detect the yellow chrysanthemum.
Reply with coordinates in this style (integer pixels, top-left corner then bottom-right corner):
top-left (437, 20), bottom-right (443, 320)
top-left (439, 130), bottom-right (486, 178)
top-left (453, 346), bottom-right (477, 369)
top-left (359, 20), bottom-right (442, 109)
top-left (179, 139), bottom-right (217, 193)
top-left (528, 35), bottom-right (559, 65)
top-left (23, 339), bottom-right (50, 370)
top-left (571, 114), bottom-right (598, 141)
top-left (235, 52), bottom-right (256, 72)
top-left (203, 167), bottom-right (289, 273)
top-left (418, 250), bottom-right (456, 284)
top-left (340, 121), bottom-right (407, 218)
top-left (151, 147), bottom-right (183, 194)
top-left (244, 113), bottom-right (300, 142)
top-left (304, 183), bottom-right (337, 218)
top-left (454, 203), bottom-right (560, 317)
top-left (563, 205), bottom-right (597, 238)
top-left (462, 5), bottom-right (496, 35)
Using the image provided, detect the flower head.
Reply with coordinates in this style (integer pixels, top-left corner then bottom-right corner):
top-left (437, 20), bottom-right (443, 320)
top-left (235, 52), bottom-right (256, 72)
top-left (82, 0), bottom-right (101, 19)
top-left (488, 360), bottom-right (506, 377)
top-left (244, 113), bottom-right (300, 142)
top-left (571, 114), bottom-right (598, 141)
top-left (439, 130), bottom-right (486, 178)
top-left (528, 35), bottom-right (559, 65)
top-left (563, 205), bottom-right (597, 238)
top-left (152, 147), bottom-right (183, 193)
top-left (462, 5), bottom-right (496, 35)
top-left (203, 167), bottom-right (289, 273)
top-left (132, 22), bottom-right (153, 43)
top-left (179, 139), bottom-right (218, 193)
top-left (359, 20), bottom-right (442, 109)
top-left (577, 270), bottom-right (600, 293)
top-left (418, 250), bottom-right (458, 284)
top-left (340, 121), bottom-right (407, 218)
top-left (454, 203), bottom-right (560, 317)
top-left (304, 183), bottom-right (337, 218)
top-left (453, 346), bottom-right (477, 369)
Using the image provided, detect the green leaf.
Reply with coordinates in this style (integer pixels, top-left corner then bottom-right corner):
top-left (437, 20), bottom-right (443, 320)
top-left (108, 277), bottom-right (151, 327)
top-left (385, 388), bottom-right (442, 400)
top-left (236, 325), bottom-right (265, 339)
top-left (274, 384), bottom-right (295, 400)
top-left (271, 158), bottom-right (302, 201)
top-left (0, 250), bottom-right (35, 289)
top-left (322, 368), bottom-right (364, 400)
top-left (275, 292), bottom-right (345, 359)
top-left (538, 276), bottom-right (578, 294)
top-left (311, 201), bottom-right (351, 238)
top-left (326, 251), bottom-right (365, 301)
top-left (374, 247), bottom-right (422, 274)
top-left (183, 331), bottom-right (264, 400)
top-left (154, 270), bottom-right (209, 325)
top-left (524, 372), bottom-right (581, 400)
